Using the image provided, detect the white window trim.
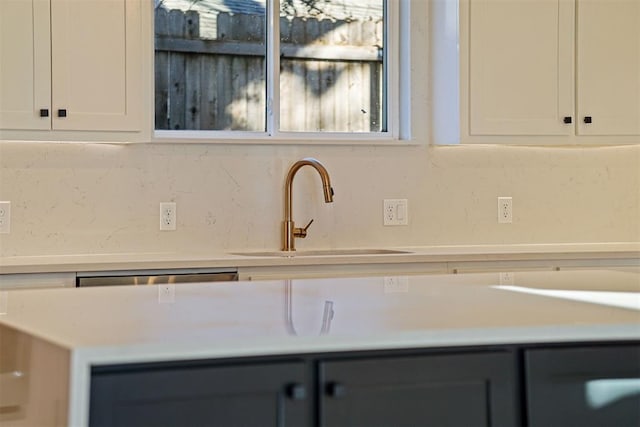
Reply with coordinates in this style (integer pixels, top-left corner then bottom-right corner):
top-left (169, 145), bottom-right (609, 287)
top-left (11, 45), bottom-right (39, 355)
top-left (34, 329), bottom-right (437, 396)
top-left (152, 0), bottom-right (411, 145)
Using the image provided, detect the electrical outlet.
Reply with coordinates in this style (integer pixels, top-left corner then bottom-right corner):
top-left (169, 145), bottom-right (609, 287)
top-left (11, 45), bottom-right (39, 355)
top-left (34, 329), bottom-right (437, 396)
top-left (160, 202), bottom-right (176, 231)
top-left (0, 201), bottom-right (11, 234)
top-left (383, 199), bottom-right (408, 226)
top-left (497, 197), bottom-right (512, 224)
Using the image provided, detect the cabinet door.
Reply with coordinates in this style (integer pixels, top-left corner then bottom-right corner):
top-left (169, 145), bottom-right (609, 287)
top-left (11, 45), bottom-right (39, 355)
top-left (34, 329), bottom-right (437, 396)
top-left (0, 0), bottom-right (51, 130)
top-left (89, 361), bottom-right (310, 427)
top-left (526, 345), bottom-right (640, 427)
top-left (465, 0), bottom-right (574, 136)
top-left (576, 0), bottom-right (640, 136)
top-left (50, 0), bottom-right (141, 131)
top-left (319, 351), bottom-right (519, 427)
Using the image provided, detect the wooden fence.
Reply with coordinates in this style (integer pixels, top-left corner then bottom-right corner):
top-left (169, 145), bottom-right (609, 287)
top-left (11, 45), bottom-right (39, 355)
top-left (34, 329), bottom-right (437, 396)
top-left (154, 8), bottom-right (383, 131)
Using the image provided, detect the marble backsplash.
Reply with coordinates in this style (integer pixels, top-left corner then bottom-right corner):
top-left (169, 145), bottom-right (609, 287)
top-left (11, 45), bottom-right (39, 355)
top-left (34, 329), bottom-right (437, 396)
top-left (0, 141), bottom-right (638, 257)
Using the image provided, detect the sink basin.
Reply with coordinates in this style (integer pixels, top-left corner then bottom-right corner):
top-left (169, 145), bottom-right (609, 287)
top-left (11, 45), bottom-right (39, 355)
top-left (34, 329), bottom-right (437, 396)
top-left (231, 249), bottom-right (412, 257)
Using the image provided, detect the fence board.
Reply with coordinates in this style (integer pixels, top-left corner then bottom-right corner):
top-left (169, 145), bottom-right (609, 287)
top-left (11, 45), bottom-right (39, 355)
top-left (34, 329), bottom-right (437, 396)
top-left (185, 54), bottom-right (201, 130)
top-left (247, 57), bottom-right (265, 131)
top-left (334, 62), bottom-right (349, 131)
top-left (217, 55), bottom-right (232, 129)
top-left (198, 55), bottom-right (213, 130)
top-left (304, 18), bottom-right (320, 130)
top-left (184, 10), bottom-right (199, 38)
top-left (168, 9), bottom-right (185, 36)
top-left (155, 51), bottom-right (169, 129)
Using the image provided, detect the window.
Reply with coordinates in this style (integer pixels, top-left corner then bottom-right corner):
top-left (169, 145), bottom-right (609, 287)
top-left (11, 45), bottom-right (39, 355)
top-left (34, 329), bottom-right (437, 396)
top-left (154, 0), bottom-right (395, 139)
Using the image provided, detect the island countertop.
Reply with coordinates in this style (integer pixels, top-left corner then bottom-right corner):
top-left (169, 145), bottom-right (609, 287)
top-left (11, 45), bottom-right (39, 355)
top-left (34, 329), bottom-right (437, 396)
top-left (0, 269), bottom-right (639, 426)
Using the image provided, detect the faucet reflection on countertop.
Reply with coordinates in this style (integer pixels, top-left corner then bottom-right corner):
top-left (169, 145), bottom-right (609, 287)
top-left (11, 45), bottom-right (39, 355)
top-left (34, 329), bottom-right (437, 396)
top-left (282, 158), bottom-right (334, 252)
top-left (284, 279), bottom-right (334, 336)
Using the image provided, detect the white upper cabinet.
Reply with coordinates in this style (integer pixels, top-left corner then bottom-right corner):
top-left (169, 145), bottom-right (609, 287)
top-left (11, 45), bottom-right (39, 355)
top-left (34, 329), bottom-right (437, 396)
top-left (0, 0), bottom-right (51, 130)
top-left (465, 0), bottom-right (574, 136)
top-left (576, 0), bottom-right (640, 136)
top-left (460, 0), bottom-right (640, 143)
top-left (0, 0), bottom-right (143, 135)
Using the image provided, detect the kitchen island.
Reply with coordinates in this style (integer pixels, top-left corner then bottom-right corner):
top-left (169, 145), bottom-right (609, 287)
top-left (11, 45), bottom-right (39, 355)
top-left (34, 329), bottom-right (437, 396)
top-left (1, 269), bottom-right (639, 426)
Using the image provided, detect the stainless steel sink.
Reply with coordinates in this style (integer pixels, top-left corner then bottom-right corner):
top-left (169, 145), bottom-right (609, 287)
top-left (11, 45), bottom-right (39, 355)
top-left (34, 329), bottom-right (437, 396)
top-left (231, 249), bottom-right (412, 257)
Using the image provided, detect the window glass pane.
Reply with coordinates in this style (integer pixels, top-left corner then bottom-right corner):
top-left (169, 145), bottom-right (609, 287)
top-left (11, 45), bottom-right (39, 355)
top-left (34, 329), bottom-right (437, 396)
top-left (154, 1), bottom-right (266, 131)
top-left (279, 0), bottom-right (385, 132)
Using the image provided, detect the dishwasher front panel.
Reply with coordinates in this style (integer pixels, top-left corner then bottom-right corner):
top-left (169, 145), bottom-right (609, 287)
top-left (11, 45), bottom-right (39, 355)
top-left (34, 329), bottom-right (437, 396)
top-left (77, 270), bottom-right (238, 287)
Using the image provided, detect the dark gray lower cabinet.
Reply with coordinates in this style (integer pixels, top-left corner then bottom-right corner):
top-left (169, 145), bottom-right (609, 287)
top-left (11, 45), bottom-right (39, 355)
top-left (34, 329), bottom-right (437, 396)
top-left (526, 345), bottom-right (640, 427)
top-left (89, 350), bottom-right (518, 427)
top-left (88, 344), bottom-right (640, 427)
top-left (319, 352), bottom-right (519, 427)
top-left (89, 361), bottom-right (310, 427)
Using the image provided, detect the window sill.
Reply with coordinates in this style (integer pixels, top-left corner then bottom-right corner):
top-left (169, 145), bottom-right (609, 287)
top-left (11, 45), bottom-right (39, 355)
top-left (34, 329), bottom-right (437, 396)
top-left (152, 130), bottom-right (420, 146)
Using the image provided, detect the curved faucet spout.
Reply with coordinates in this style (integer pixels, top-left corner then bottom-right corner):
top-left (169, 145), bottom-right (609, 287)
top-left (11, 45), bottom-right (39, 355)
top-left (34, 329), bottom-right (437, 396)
top-left (283, 158), bottom-right (334, 251)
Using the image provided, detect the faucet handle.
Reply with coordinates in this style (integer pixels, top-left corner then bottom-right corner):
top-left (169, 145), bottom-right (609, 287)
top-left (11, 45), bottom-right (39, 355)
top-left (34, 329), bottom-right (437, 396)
top-left (294, 219), bottom-right (314, 238)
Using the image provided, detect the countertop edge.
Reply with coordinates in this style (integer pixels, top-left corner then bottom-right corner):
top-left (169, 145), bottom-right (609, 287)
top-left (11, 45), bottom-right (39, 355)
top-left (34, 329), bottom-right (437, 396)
top-left (72, 323), bottom-right (640, 367)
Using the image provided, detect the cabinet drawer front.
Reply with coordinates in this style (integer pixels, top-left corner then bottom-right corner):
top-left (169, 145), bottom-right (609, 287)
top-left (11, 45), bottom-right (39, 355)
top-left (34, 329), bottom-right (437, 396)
top-left (526, 345), bottom-right (640, 427)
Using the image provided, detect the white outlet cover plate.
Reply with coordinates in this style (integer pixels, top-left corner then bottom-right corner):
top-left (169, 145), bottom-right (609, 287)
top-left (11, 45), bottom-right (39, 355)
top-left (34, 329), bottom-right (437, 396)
top-left (497, 197), bottom-right (512, 224)
top-left (383, 199), bottom-right (408, 226)
top-left (160, 202), bottom-right (177, 231)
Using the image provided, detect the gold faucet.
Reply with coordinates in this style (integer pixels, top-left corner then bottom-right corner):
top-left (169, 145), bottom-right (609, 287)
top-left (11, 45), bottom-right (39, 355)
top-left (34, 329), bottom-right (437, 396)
top-left (282, 158), bottom-right (334, 251)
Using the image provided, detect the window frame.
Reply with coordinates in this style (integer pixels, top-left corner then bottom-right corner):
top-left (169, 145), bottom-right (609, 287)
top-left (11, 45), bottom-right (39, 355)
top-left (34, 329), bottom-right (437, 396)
top-left (152, 0), bottom-right (406, 145)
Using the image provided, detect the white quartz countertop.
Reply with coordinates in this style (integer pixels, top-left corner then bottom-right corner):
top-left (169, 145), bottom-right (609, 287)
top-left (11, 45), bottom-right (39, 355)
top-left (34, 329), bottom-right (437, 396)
top-left (1, 242), bottom-right (639, 274)
top-left (1, 268), bottom-right (639, 427)
top-left (1, 269), bottom-right (639, 363)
